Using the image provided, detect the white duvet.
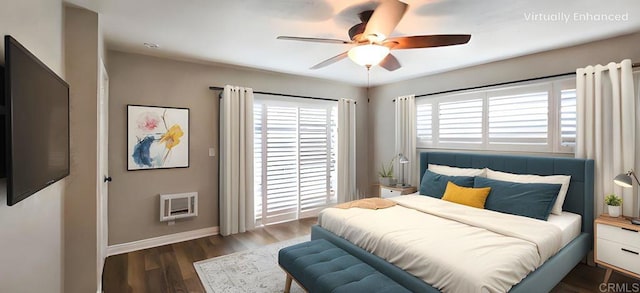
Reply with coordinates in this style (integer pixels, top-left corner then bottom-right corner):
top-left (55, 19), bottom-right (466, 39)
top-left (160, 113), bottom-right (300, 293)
top-left (318, 195), bottom-right (562, 293)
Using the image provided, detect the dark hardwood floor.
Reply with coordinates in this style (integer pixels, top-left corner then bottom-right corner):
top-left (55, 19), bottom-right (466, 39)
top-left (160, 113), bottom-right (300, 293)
top-left (103, 217), bottom-right (638, 293)
top-left (552, 264), bottom-right (639, 293)
top-left (103, 218), bottom-right (317, 293)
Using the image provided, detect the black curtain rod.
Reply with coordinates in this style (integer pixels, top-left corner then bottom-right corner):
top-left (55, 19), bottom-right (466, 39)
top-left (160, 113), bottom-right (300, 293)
top-left (393, 62), bottom-right (640, 101)
top-left (414, 72), bottom-right (573, 99)
top-left (209, 86), bottom-right (355, 104)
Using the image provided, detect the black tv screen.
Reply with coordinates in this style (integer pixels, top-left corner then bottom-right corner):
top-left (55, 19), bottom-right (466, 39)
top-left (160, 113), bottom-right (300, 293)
top-left (3, 35), bottom-right (69, 206)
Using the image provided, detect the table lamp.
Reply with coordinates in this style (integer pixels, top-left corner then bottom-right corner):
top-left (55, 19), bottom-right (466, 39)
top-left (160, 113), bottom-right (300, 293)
top-left (613, 170), bottom-right (640, 225)
top-left (397, 153), bottom-right (409, 187)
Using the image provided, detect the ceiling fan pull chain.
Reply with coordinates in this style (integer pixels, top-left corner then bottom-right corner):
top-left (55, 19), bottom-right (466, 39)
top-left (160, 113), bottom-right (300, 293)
top-left (366, 66), bottom-right (371, 103)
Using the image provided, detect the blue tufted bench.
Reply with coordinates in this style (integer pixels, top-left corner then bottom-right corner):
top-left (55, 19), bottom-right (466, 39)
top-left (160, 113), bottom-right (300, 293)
top-left (278, 239), bottom-right (411, 293)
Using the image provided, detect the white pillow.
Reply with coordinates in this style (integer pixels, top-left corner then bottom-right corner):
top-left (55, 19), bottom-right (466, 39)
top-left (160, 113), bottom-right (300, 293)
top-left (486, 169), bottom-right (571, 216)
top-left (428, 164), bottom-right (486, 177)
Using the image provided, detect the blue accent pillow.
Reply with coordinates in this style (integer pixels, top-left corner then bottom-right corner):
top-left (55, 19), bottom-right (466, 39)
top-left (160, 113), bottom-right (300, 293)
top-left (474, 177), bottom-right (561, 220)
top-left (420, 169), bottom-right (475, 198)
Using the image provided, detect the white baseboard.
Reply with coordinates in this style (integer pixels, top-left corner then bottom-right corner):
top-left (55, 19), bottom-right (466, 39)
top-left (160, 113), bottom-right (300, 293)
top-left (106, 226), bottom-right (219, 256)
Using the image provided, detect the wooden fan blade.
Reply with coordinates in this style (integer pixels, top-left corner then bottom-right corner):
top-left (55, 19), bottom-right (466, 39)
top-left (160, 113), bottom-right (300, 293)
top-left (379, 54), bottom-right (401, 71)
top-left (362, 0), bottom-right (408, 42)
top-left (310, 51), bottom-right (349, 70)
top-left (386, 34), bottom-right (471, 50)
top-left (383, 41), bottom-right (399, 49)
top-left (277, 36), bottom-right (352, 44)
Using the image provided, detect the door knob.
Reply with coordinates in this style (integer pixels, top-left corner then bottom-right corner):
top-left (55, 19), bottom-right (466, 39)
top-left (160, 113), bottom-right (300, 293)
top-left (104, 176), bottom-right (112, 183)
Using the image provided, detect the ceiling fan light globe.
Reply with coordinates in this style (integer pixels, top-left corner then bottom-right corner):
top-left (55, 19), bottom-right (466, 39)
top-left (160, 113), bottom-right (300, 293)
top-left (348, 44), bottom-right (390, 67)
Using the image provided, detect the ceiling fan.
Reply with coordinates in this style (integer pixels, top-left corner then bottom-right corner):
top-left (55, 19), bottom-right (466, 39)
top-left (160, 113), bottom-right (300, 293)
top-left (277, 0), bottom-right (471, 71)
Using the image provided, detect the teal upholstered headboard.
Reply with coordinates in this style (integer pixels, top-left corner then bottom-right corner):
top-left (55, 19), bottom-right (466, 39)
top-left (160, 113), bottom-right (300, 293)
top-left (419, 152), bottom-right (595, 235)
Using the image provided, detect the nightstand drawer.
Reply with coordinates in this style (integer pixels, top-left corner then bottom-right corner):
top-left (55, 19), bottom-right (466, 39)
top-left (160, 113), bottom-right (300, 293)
top-left (597, 223), bottom-right (640, 247)
top-left (379, 186), bottom-right (417, 198)
top-left (380, 187), bottom-right (398, 198)
top-left (597, 238), bottom-right (640, 275)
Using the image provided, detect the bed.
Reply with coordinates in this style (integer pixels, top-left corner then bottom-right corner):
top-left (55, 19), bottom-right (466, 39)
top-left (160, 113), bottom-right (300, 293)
top-left (311, 151), bottom-right (594, 292)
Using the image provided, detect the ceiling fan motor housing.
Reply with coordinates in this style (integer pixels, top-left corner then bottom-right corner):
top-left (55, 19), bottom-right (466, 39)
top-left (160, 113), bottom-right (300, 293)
top-left (348, 23), bottom-right (365, 41)
top-left (349, 10), bottom-right (374, 41)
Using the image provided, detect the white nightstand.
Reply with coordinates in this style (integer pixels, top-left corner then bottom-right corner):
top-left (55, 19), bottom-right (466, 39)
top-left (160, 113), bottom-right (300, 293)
top-left (379, 185), bottom-right (417, 198)
top-left (595, 215), bottom-right (640, 282)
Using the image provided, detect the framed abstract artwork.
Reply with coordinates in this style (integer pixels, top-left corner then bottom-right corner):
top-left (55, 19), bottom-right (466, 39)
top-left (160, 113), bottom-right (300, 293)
top-left (127, 105), bottom-right (189, 170)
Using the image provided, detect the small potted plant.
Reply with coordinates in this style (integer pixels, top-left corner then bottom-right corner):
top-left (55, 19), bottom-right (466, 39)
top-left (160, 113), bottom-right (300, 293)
top-left (604, 194), bottom-right (622, 217)
top-left (378, 158), bottom-right (397, 186)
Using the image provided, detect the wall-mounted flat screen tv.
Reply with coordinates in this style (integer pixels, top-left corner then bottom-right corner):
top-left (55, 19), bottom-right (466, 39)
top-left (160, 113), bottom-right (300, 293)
top-left (2, 35), bottom-right (70, 206)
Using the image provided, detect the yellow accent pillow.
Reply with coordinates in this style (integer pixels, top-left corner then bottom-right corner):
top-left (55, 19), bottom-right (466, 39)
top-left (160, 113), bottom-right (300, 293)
top-left (441, 181), bottom-right (491, 209)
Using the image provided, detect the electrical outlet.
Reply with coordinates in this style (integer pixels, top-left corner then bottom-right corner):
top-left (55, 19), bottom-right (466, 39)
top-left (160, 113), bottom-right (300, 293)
top-left (209, 147), bottom-right (215, 157)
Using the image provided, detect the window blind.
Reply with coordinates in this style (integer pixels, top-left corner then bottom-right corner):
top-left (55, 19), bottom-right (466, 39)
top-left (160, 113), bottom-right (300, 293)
top-left (254, 104), bottom-right (263, 221)
top-left (263, 106), bottom-right (299, 223)
top-left (488, 91), bottom-right (549, 145)
top-left (298, 108), bottom-right (335, 213)
top-left (254, 100), bottom-right (336, 224)
top-left (416, 103), bottom-right (433, 145)
top-left (415, 80), bottom-right (576, 153)
top-left (560, 89), bottom-right (577, 146)
top-left (438, 99), bottom-right (483, 144)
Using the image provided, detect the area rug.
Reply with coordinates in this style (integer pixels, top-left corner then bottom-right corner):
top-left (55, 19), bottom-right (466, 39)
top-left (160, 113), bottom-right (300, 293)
top-left (194, 236), bottom-right (308, 293)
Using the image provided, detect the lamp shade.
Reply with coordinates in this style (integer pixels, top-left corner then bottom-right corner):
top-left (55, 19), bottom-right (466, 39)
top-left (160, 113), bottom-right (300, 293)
top-left (348, 44), bottom-right (390, 67)
top-left (398, 153), bottom-right (409, 164)
top-left (614, 173), bottom-right (633, 188)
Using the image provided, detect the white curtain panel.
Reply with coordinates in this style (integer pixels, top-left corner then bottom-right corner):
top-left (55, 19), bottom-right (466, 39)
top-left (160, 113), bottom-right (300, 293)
top-left (220, 85), bottom-right (255, 236)
top-left (337, 98), bottom-right (357, 203)
top-left (395, 95), bottom-right (417, 186)
top-left (576, 59), bottom-right (637, 217)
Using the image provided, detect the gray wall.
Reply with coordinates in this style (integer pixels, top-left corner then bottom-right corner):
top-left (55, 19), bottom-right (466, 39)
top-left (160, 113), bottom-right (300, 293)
top-left (107, 51), bottom-right (368, 245)
top-left (369, 31), bottom-right (640, 186)
top-left (64, 6), bottom-right (101, 293)
top-left (0, 1), bottom-right (65, 292)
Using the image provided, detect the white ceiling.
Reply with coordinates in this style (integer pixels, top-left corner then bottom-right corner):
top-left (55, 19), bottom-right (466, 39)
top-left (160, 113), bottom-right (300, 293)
top-left (68, 0), bottom-right (640, 86)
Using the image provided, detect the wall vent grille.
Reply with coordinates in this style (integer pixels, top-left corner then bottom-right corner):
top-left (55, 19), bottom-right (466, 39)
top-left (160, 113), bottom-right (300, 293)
top-left (160, 192), bottom-right (198, 222)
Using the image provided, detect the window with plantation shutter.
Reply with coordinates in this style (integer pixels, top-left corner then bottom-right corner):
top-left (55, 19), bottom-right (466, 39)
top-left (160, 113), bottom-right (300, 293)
top-left (254, 97), bottom-right (336, 225)
top-left (263, 106), bottom-right (299, 223)
top-left (416, 103), bottom-right (432, 145)
top-left (488, 91), bottom-right (549, 146)
top-left (298, 108), bottom-right (336, 214)
top-left (560, 89), bottom-right (577, 147)
top-left (254, 103), bottom-right (263, 221)
top-left (438, 99), bottom-right (483, 144)
top-left (415, 78), bottom-right (576, 153)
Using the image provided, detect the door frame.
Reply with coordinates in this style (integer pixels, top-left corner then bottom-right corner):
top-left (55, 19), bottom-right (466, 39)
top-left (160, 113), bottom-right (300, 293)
top-left (97, 58), bottom-right (109, 292)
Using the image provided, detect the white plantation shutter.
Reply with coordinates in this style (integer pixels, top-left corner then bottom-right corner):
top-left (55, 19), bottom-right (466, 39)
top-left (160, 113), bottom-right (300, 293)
top-left (254, 99), bottom-right (336, 224)
top-left (414, 80), bottom-right (576, 153)
top-left (264, 106), bottom-right (299, 223)
top-left (438, 99), bottom-right (483, 144)
top-left (488, 91), bottom-right (549, 145)
top-left (299, 108), bottom-right (336, 214)
top-left (560, 89), bottom-right (577, 147)
top-left (329, 109), bottom-right (338, 201)
top-left (416, 103), bottom-right (432, 146)
top-left (254, 104), bottom-right (263, 220)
